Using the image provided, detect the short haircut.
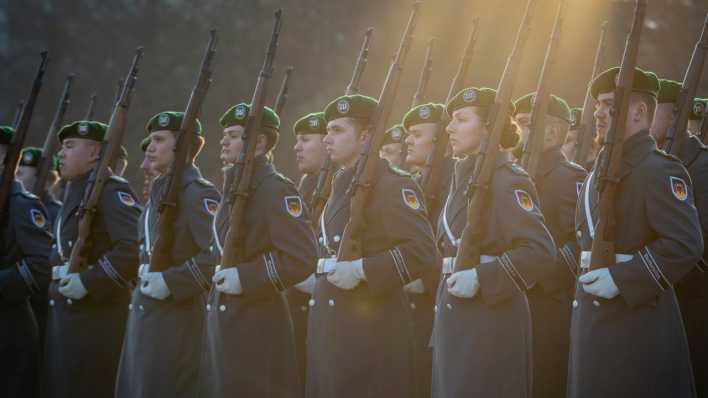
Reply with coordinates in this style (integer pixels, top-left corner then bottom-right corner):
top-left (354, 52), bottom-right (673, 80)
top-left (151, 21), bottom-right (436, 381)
top-left (630, 91), bottom-right (657, 122)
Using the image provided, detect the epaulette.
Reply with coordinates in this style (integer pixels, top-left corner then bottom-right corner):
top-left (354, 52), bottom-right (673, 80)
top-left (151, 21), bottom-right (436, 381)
top-left (273, 171), bottom-right (295, 186)
top-left (19, 191), bottom-right (39, 200)
top-left (506, 162), bottom-right (529, 176)
top-left (562, 160), bottom-right (587, 173)
top-left (654, 148), bottom-right (682, 163)
top-left (387, 164), bottom-right (411, 177)
top-left (108, 175), bottom-right (129, 184)
top-left (195, 177), bottom-right (215, 188)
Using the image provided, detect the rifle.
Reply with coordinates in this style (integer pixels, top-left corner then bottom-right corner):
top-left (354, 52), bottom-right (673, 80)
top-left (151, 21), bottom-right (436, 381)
top-left (662, 13), bottom-right (708, 159)
top-left (419, 18), bottom-right (479, 215)
top-left (149, 31), bottom-right (217, 272)
top-left (66, 47), bottom-right (143, 273)
top-left (520, 0), bottom-right (566, 178)
top-left (311, 27), bottom-right (374, 221)
top-left (33, 74), bottom-right (75, 197)
top-left (84, 93), bottom-right (97, 120)
top-left (454, 0), bottom-right (536, 270)
top-left (12, 101), bottom-right (24, 127)
top-left (221, 11), bottom-right (282, 268)
top-left (0, 51), bottom-right (49, 222)
top-left (701, 103), bottom-right (708, 144)
top-left (574, 20), bottom-right (608, 164)
top-left (114, 79), bottom-right (124, 108)
top-left (337, 2), bottom-right (422, 261)
top-left (411, 38), bottom-right (434, 108)
top-left (273, 66), bottom-right (294, 116)
top-left (587, 0), bottom-right (647, 271)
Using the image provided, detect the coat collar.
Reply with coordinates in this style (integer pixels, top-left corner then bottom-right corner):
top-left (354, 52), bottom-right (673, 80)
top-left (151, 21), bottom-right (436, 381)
top-left (538, 146), bottom-right (566, 177)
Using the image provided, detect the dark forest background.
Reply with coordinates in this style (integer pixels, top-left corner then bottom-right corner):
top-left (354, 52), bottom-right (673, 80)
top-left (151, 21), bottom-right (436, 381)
top-left (2, 0), bottom-right (707, 185)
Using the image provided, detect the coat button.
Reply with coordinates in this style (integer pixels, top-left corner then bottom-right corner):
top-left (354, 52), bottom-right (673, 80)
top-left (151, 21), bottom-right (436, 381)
top-left (206, 304), bottom-right (212, 312)
top-left (219, 304), bottom-right (226, 312)
top-left (139, 244), bottom-right (144, 250)
top-left (318, 236), bottom-right (324, 244)
top-left (434, 305), bottom-right (438, 312)
top-left (68, 241), bottom-right (73, 248)
top-left (592, 300), bottom-right (600, 307)
top-left (139, 305), bottom-right (145, 311)
top-left (66, 299), bottom-right (73, 305)
top-left (333, 235), bottom-right (341, 243)
top-left (308, 298), bottom-right (315, 307)
top-left (446, 303), bottom-right (452, 310)
top-left (576, 230), bottom-right (582, 239)
top-left (572, 300), bottom-right (578, 308)
top-left (49, 299), bottom-right (55, 306)
top-left (129, 304), bottom-right (133, 310)
top-left (328, 299), bottom-right (335, 307)
top-left (52, 244), bottom-right (56, 249)
top-left (410, 302), bottom-right (417, 310)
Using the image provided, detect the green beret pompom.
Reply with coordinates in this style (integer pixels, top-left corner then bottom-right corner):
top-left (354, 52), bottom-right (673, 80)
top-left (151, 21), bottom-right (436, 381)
top-left (146, 111), bottom-right (203, 136)
top-left (220, 103), bottom-right (280, 132)
top-left (293, 112), bottom-right (326, 136)
top-left (402, 103), bottom-right (445, 130)
top-left (20, 146), bottom-right (42, 167)
top-left (512, 93), bottom-right (572, 123)
top-left (446, 87), bottom-right (512, 117)
top-left (323, 94), bottom-right (378, 123)
top-left (691, 98), bottom-right (707, 121)
top-left (0, 125), bottom-right (15, 145)
top-left (570, 107), bottom-right (583, 130)
top-left (589, 67), bottom-right (660, 100)
top-left (383, 124), bottom-right (407, 145)
top-left (140, 136), bottom-right (151, 152)
top-left (58, 120), bottom-right (108, 143)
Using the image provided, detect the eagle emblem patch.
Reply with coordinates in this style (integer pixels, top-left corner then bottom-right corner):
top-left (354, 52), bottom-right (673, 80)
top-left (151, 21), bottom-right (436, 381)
top-left (284, 196), bottom-right (304, 218)
top-left (401, 188), bottom-right (421, 211)
top-left (514, 189), bottom-right (534, 212)
top-left (117, 191), bottom-right (136, 206)
top-left (30, 208), bottom-right (46, 228)
top-left (204, 198), bottom-right (219, 216)
top-left (670, 176), bottom-right (688, 201)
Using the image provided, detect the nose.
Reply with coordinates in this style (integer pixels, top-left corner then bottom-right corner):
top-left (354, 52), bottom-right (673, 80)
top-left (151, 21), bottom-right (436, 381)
top-left (404, 134), bottom-right (414, 146)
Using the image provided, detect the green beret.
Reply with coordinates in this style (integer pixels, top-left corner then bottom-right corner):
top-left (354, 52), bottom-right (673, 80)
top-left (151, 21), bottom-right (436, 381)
top-left (140, 136), bottom-right (151, 152)
top-left (446, 87), bottom-right (514, 117)
top-left (657, 79), bottom-right (682, 104)
top-left (692, 98), bottom-right (707, 121)
top-left (293, 112), bottom-right (326, 135)
top-left (383, 124), bottom-right (406, 145)
top-left (58, 121), bottom-right (107, 143)
top-left (324, 94), bottom-right (378, 123)
top-left (0, 126), bottom-right (15, 145)
top-left (513, 93), bottom-right (572, 123)
top-left (146, 111), bottom-right (203, 136)
top-left (220, 103), bottom-right (280, 131)
top-left (590, 67), bottom-right (660, 100)
top-left (570, 107), bottom-right (583, 130)
top-left (119, 145), bottom-right (128, 161)
top-left (402, 103), bottom-right (445, 130)
top-left (20, 146), bottom-right (42, 167)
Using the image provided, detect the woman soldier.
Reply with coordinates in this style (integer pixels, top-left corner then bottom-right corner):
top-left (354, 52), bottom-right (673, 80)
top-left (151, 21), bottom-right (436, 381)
top-left (432, 87), bottom-right (556, 397)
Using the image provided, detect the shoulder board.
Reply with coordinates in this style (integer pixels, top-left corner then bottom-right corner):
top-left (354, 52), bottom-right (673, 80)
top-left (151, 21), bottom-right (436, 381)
top-left (506, 162), bottom-right (529, 176)
top-left (654, 148), bottom-right (682, 163)
top-left (273, 171), bottom-right (295, 185)
top-left (387, 164), bottom-right (411, 177)
top-left (108, 175), bottom-right (129, 184)
top-left (50, 198), bottom-right (63, 206)
top-left (19, 191), bottom-right (39, 200)
top-left (561, 160), bottom-right (587, 173)
top-left (195, 177), bottom-right (215, 188)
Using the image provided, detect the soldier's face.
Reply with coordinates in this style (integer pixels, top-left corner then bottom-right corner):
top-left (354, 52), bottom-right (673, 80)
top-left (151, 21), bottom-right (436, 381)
top-left (15, 165), bottom-right (37, 191)
top-left (562, 129), bottom-right (579, 159)
top-left (293, 133), bottom-right (326, 174)
top-left (447, 107), bottom-right (485, 157)
top-left (650, 103), bottom-right (673, 144)
top-left (405, 122), bottom-right (437, 167)
top-left (594, 92), bottom-right (613, 141)
top-left (140, 155), bottom-right (155, 176)
top-left (58, 138), bottom-right (100, 179)
top-left (688, 119), bottom-right (700, 134)
top-left (379, 143), bottom-right (403, 167)
top-left (514, 112), bottom-right (532, 145)
top-left (221, 126), bottom-right (244, 165)
top-left (324, 118), bottom-right (367, 168)
top-left (146, 130), bottom-right (176, 174)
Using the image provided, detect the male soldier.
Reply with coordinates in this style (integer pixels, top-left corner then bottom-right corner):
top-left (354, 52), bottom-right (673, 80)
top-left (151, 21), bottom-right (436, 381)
top-left (115, 111), bottom-right (219, 398)
top-left (569, 68), bottom-right (703, 398)
top-left (0, 126), bottom-right (52, 398)
top-left (513, 92), bottom-right (586, 398)
top-left (561, 107), bottom-right (582, 160)
top-left (43, 121), bottom-right (141, 398)
top-left (306, 94), bottom-right (437, 398)
top-left (688, 98), bottom-right (706, 135)
top-left (16, 146), bottom-right (62, 224)
top-left (290, 110), bottom-right (329, 392)
top-left (200, 103), bottom-right (317, 397)
top-left (401, 101), bottom-right (452, 398)
top-left (293, 111), bottom-right (328, 205)
top-left (650, 78), bottom-right (708, 398)
top-left (379, 123), bottom-right (407, 169)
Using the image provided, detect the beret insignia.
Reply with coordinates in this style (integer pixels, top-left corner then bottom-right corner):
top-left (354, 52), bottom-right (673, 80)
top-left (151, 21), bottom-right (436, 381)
top-left (309, 117), bottom-right (319, 129)
top-left (462, 89), bottom-right (477, 103)
top-left (337, 99), bottom-right (350, 114)
top-left (235, 105), bottom-right (248, 120)
top-left (158, 113), bottom-right (170, 127)
top-left (419, 105), bottom-right (431, 120)
top-left (78, 122), bottom-right (89, 135)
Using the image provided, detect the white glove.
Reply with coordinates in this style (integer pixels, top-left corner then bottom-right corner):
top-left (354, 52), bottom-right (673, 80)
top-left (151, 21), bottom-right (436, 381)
top-left (327, 259), bottom-right (365, 290)
top-left (138, 264), bottom-right (148, 278)
top-left (58, 273), bottom-right (88, 300)
top-left (446, 269), bottom-right (480, 298)
top-left (52, 264), bottom-right (69, 281)
top-left (213, 266), bottom-right (243, 295)
top-left (140, 272), bottom-right (171, 300)
top-left (403, 278), bottom-right (425, 294)
top-left (579, 267), bottom-right (620, 299)
top-left (295, 273), bottom-right (316, 294)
